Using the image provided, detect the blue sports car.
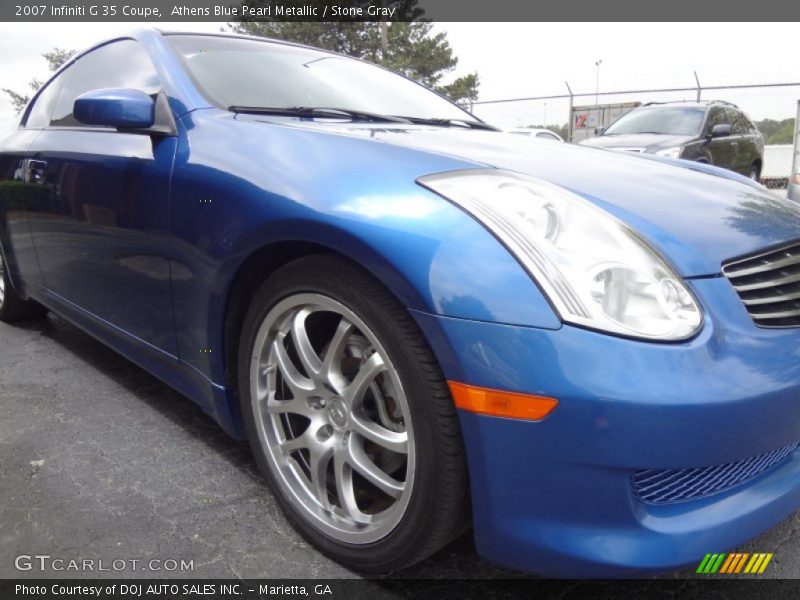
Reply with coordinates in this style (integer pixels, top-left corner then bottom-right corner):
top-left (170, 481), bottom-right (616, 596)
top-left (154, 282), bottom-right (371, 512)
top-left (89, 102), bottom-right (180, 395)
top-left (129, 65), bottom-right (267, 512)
top-left (2, 30), bottom-right (800, 577)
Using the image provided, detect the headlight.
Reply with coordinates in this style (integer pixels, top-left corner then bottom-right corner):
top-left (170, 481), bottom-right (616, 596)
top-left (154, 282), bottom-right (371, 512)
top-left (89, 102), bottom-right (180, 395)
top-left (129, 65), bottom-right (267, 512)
top-left (417, 169), bottom-right (703, 340)
top-left (655, 147), bottom-right (683, 159)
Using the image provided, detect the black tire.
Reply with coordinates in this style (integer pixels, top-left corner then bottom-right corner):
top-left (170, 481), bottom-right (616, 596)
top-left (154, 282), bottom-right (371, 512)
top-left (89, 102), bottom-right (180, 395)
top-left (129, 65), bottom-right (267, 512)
top-left (237, 254), bottom-right (470, 573)
top-left (0, 244), bottom-right (46, 323)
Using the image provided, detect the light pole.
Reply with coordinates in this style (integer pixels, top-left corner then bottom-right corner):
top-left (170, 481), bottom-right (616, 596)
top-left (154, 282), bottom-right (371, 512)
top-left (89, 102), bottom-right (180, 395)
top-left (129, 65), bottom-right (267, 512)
top-left (594, 59), bottom-right (602, 107)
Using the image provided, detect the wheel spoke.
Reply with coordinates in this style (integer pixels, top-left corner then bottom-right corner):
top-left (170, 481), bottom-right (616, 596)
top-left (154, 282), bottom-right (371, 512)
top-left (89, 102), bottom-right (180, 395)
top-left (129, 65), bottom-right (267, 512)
top-left (291, 308), bottom-right (323, 379)
top-left (344, 353), bottom-right (385, 410)
top-left (278, 430), bottom-right (312, 455)
top-left (350, 414), bottom-right (408, 454)
top-left (347, 438), bottom-right (405, 499)
top-left (272, 336), bottom-right (315, 397)
top-left (266, 394), bottom-right (311, 418)
top-left (333, 448), bottom-right (371, 524)
top-left (370, 382), bottom-right (395, 430)
top-left (308, 444), bottom-right (335, 510)
top-left (321, 317), bottom-right (355, 382)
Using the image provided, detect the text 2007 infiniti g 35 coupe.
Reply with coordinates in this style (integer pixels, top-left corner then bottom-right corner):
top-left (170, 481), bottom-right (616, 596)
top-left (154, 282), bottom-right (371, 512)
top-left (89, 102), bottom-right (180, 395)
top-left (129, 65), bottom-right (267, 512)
top-left (3, 30), bottom-right (800, 577)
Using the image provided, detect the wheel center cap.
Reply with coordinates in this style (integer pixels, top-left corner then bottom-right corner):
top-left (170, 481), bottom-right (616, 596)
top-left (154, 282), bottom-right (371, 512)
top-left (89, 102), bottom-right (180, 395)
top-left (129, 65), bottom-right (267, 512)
top-left (327, 398), bottom-right (348, 428)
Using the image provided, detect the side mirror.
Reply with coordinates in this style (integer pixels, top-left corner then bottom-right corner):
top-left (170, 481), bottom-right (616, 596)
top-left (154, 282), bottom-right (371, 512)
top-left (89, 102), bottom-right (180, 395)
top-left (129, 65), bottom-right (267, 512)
top-left (595, 126), bottom-right (605, 136)
top-left (74, 88), bottom-right (155, 130)
top-left (710, 123), bottom-right (732, 138)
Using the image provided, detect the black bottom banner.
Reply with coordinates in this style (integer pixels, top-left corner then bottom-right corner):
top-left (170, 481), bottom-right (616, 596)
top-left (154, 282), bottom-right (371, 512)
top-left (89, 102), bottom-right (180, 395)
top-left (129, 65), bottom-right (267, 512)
top-left (3, 579), bottom-right (800, 600)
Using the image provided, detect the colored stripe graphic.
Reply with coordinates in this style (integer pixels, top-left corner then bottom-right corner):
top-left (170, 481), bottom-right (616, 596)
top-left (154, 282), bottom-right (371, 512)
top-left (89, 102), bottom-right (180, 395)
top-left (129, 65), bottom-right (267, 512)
top-left (744, 553), bottom-right (774, 574)
top-left (697, 553), bottom-right (727, 573)
top-left (734, 553), bottom-right (750, 573)
top-left (758, 554), bottom-right (773, 573)
top-left (719, 553), bottom-right (736, 573)
top-left (711, 553), bottom-right (726, 573)
top-left (745, 554), bottom-right (760, 573)
top-left (696, 554), bottom-right (713, 573)
top-left (698, 552), bottom-right (773, 574)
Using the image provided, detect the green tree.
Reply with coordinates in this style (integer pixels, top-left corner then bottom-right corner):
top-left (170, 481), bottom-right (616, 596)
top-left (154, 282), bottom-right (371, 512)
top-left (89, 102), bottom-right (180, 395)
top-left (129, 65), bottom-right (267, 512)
top-left (755, 118), bottom-right (796, 145)
top-left (230, 1), bottom-right (479, 104)
top-left (2, 47), bottom-right (75, 113)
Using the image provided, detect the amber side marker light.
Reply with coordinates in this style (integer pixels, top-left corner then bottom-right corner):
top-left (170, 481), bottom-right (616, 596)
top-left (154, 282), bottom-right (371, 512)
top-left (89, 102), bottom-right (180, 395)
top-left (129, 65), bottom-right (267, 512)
top-left (448, 381), bottom-right (558, 421)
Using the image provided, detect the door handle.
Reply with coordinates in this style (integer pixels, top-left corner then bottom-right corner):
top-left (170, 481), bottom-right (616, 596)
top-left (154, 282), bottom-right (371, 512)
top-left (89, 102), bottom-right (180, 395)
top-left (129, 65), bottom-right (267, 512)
top-left (25, 159), bottom-right (47, 183)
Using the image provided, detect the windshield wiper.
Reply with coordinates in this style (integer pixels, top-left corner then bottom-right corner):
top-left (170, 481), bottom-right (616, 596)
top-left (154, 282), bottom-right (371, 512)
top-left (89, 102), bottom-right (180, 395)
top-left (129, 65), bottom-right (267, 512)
top-left (396, 116), bottom-right (500, 131)
top-left (228, 106), bottom-right (499, 131)
top-left (228, 105), bottom-right (412, 124)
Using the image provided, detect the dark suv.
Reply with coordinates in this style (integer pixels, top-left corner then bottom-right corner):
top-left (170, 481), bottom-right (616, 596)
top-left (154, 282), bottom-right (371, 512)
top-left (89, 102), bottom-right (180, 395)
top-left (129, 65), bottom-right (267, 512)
top-left (580, 101), bottom-right (764, 180)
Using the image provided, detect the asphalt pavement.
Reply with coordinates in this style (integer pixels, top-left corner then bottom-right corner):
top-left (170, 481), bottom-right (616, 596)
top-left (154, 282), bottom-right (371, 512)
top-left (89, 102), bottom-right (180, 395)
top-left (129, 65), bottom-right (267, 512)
top-left (1, 313), bottom-right (799, 580)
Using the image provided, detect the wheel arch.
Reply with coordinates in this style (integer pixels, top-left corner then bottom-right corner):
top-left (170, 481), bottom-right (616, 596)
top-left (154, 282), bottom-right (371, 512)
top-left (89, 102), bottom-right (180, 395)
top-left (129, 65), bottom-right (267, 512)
top-left (215, 232), bottom-right (438, 435)
top-left (0, 222), bottom-right (29, 300)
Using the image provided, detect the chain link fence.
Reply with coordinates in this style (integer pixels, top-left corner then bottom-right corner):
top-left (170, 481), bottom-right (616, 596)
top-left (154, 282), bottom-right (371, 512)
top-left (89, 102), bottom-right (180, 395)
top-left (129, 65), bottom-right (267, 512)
top-left (471, 82), bottom-right (800, 189)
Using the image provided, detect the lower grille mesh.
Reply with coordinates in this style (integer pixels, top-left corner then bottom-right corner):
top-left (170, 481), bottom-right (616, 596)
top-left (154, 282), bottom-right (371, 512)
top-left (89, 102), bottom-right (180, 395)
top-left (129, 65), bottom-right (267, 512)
top-left (631, 443), bottom-right (798, 505)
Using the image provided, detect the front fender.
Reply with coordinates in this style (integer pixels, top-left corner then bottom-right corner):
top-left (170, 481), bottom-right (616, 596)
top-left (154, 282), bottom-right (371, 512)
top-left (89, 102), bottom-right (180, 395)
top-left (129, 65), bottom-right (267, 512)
top-left (169, 110), bottom-right (561, 388)
top-left (216, 205), bottom-right (561, 331)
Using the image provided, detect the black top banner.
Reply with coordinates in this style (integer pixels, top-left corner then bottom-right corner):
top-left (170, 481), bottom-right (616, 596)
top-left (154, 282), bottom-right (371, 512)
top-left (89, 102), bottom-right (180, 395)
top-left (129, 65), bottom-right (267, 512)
top-left (3, 0), bottom-right (799, 22)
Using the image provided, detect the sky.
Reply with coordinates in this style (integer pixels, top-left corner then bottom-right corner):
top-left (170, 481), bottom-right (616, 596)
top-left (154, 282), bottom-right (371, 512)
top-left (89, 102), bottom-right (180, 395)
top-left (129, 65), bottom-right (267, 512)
top-left (0, 22), bottom-right (798, 132)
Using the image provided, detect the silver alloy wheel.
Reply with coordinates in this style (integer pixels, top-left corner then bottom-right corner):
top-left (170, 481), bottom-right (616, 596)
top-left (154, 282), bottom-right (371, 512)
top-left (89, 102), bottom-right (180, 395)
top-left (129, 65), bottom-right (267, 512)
top-left (0, 251), bottom-right (5, 309)
top-left (250, 293), bottom-right (415, 544)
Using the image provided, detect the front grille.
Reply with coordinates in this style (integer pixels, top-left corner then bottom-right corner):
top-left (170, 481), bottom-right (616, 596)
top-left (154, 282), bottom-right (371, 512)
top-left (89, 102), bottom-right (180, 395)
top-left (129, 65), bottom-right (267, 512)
top-left (631, 443), bottom-right (798, 505)
top-left (722, 241), bottom-right (800, 327)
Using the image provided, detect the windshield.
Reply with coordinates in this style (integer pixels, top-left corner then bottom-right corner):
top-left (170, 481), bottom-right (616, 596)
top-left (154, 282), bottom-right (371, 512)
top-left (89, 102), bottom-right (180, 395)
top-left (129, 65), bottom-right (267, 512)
top-left (168, 34), bottom-right (477, 122)
top-left (603, 107), bottom-right (705, 136)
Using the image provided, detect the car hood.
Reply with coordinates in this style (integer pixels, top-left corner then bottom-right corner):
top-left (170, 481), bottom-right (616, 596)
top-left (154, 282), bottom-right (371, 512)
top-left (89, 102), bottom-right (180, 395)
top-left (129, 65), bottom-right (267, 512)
top-left (244, 117), bottom-right (800, 277)
top-left (579, 133), bottom-right (695, 152)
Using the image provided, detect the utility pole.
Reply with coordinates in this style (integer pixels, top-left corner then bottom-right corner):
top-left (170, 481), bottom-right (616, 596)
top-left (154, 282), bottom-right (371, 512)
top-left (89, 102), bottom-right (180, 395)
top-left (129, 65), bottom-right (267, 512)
top-left (694, 71), bottom-right (702, 102)
top-left (565, 81), bottom-right (574, 143)
top-left (594, 59), bottom-right (603, 107)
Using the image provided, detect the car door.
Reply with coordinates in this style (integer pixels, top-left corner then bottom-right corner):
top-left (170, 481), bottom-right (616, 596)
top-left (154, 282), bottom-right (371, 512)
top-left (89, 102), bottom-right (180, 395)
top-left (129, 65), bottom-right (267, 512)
top-left (726, 107), bottom-right (751, 175)
top-left (703, 106), bottom-right (736, 170)
top-left (731, 109), bottom-right (758, 176)
top-left (0, 74), bottom-right (66, 294)
top-left (25, 39), bottom-right (179, 355)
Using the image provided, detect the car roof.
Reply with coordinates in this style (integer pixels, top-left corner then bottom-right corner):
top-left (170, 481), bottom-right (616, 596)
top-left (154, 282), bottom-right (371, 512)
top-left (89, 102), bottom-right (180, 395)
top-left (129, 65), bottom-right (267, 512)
top-left (638, 100), bottom-right (740, 111)
top-left (62, 29), bottom-right (347, 77)
top-left (23, 28), bottom-right (485, 126)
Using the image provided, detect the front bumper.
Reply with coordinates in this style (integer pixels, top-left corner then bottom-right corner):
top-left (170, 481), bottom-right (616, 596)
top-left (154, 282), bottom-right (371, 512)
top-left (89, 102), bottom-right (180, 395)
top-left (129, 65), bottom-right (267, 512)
top-left (412, 276), bottom-right (800, 576)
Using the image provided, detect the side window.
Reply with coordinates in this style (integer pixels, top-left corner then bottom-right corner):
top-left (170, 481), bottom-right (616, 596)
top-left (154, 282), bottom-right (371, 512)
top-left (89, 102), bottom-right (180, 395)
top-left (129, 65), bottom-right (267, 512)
top-left (704, 107), bottom-right (728, 134)
top-left (24, 73), bottom-right (64, 128)
top-left (727, 108), bottom-right (748, 135)
top-left (536, 132), bottom-right (558, 141)
top-left (50, 39), bottom-right (161, 128)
